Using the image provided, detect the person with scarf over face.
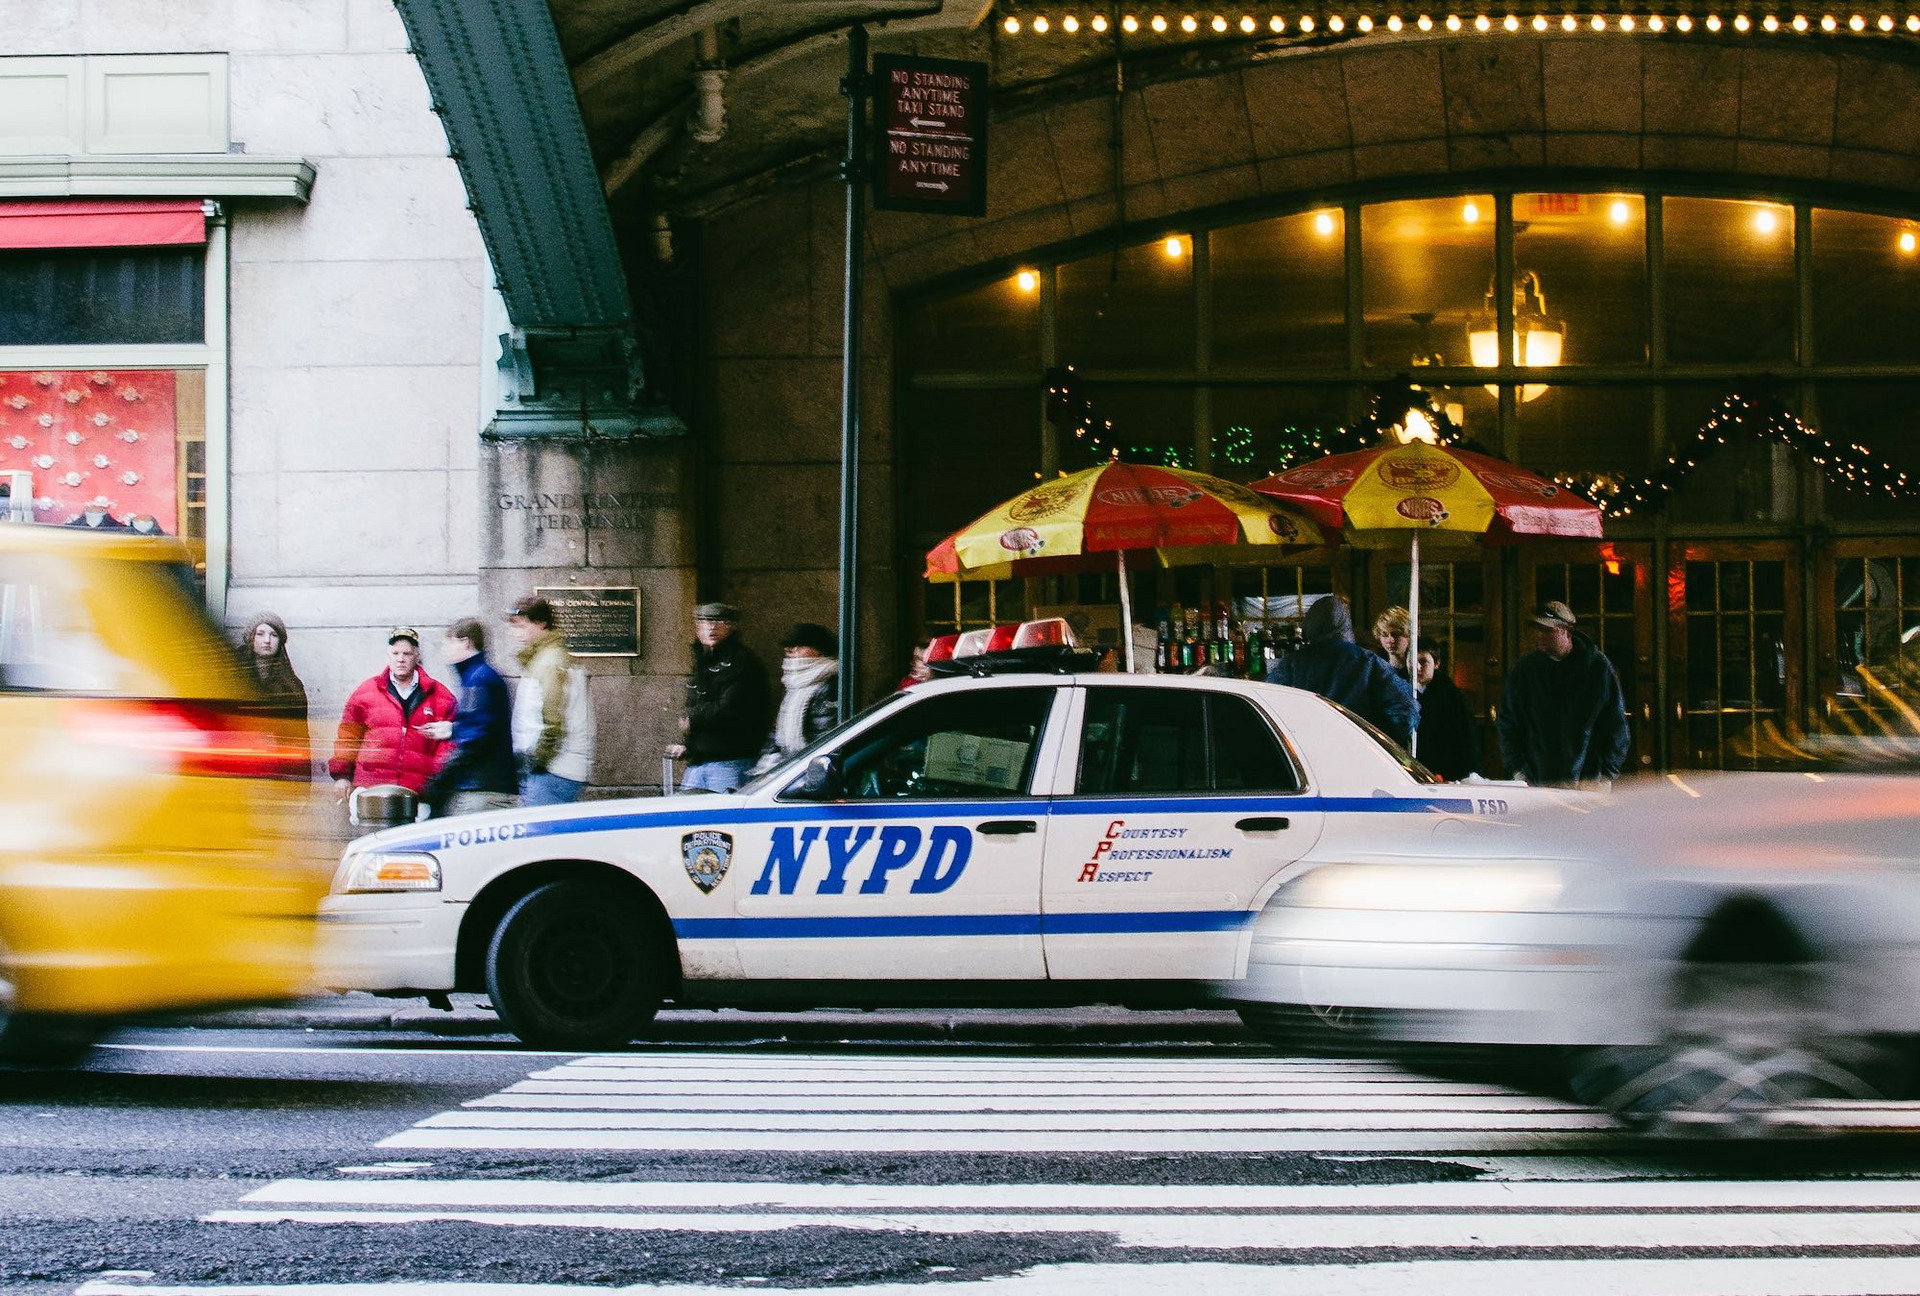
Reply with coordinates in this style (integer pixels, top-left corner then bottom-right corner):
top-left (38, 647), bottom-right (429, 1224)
top-left (752, 623), bottom-right (840, 776)
top-left (239, 612), bottom-right (311, 779)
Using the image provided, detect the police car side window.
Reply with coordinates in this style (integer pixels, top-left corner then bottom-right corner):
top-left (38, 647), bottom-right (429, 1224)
top-left (832, 688), bottom-right (1054, 800)
top-left (1208, 694), bottom-right (1303, 793)
top-left (1076, 690), bottom-right (1208, 795)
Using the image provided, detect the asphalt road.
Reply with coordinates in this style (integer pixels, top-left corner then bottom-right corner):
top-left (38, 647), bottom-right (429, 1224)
top-left (12, 1019), bottom-right (1920, 1295)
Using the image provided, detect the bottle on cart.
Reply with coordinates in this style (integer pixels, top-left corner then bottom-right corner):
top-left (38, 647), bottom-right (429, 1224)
top-left (1215, 601), bottom-right (1231, 643)
top-left (1244, 626), bottom-right (1263, 678)
top-left (1180, 629), bottom-right (1198, 669)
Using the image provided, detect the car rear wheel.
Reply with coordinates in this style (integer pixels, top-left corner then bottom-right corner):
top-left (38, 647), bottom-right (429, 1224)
top-left (1566, 962), bottom-right (1903, 1138)
top-left (0, 937), bottom-right (97, 1067)
top-left (1238, 1002), bottom-right (1372, 1055)
top-left (484, 881), bottom-right (662, 1051)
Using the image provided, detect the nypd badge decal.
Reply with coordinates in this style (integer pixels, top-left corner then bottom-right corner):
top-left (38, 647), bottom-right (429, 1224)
top-left (682, 830), bottom-right (734, 893)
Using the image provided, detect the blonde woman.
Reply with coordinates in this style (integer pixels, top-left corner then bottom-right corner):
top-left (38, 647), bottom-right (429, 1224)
top-left (1373, 605), bottom-right (1412, 671)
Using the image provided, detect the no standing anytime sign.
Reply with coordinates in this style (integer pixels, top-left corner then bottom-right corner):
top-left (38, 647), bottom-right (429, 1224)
top-left (872, 54), bottom-right (989, 217)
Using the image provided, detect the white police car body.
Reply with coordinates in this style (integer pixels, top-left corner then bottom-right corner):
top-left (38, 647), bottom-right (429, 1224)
top-left (319, 662), bottom-right (1559, 1050)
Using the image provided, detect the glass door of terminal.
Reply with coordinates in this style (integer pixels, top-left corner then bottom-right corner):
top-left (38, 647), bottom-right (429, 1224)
top-left (1518, 541), bottom-right (1658, 776)
top-left (1668, 542), bottom-right (1803, 770)
top-left (1819, 541), bottom-right (1920, 752)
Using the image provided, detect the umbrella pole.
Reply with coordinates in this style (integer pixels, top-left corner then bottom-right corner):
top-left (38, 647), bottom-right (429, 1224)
top-left (1408, 529), bottom-right (1421, 759)
top-left (1118, 548), bottom-right (1135, 672)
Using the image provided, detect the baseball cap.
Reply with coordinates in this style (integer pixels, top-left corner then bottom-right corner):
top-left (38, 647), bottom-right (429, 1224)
top-left (387, 626), bottom-right (420, 646)
top-left (1530, 600), bottom-right (1577, 630)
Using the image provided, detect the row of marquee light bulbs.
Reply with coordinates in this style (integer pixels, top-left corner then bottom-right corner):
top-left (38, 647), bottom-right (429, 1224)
top-left (1000, 10), bottom-right (1920, 31)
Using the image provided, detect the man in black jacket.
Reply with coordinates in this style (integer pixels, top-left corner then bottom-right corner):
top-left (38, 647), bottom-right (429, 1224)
top-left (1496, 601), bottom-right (1631, 788)
top-left (1412, 637), bottom-right (1480, 781)
top-left (667, 602), bottom-right (772, 792)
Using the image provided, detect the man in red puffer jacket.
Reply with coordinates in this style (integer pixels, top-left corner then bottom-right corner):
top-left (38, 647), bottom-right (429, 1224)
top-left (329, 627), bottom-right (457, 802)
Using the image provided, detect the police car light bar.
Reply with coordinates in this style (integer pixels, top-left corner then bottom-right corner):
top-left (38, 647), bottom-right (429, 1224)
top-left (935, 618), bottom-right (1092, 676)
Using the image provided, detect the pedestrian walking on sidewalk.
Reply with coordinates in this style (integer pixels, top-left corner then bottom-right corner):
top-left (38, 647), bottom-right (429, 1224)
top-left (422, 617), bottom-right (518, 816)
top-left (1496, 600), bottom-right (1630, 789)
top-left (506, 596), bottom-right (596, 806)
top-left (238, 611), bottom-right (310, 779)
top-left (753, 622), bottom-right (840, 774)
top-left (1413, 636), bottom-right (1479, 781)
top-left (668, 601), bottom-right (771, 793)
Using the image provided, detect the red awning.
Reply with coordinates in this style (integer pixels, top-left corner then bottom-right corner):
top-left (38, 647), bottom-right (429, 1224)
top-left (0, 200), bottom-right (208, 251)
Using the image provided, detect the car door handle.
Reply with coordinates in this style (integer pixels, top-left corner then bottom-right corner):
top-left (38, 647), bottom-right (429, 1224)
top-left (977, 820), bottom-right (1039, 836)
top-left (1236, 817), bottom-right (1290, 833)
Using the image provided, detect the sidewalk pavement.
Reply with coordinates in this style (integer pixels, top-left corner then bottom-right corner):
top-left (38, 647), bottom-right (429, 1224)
top-left (154, 994), bottom-right (1256, 1046)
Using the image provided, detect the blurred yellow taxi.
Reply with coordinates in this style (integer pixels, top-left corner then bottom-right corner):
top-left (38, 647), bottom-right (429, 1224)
top-left (0, 526), bottom-right (325, 1063)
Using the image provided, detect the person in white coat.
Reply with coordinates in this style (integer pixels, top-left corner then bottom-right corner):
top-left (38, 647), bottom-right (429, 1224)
top-left (505, 596), bottom-right (596, 805)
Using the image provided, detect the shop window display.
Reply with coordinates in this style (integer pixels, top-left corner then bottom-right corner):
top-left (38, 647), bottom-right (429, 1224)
top-left (0, 369), bottom-right (197, 538)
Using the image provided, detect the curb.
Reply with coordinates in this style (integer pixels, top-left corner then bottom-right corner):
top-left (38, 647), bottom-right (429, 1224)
top-left (150, 997), bottom-right (1257, 1046)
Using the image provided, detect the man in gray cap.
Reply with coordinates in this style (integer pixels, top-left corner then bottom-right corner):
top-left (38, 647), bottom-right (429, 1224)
top-left (1496, 600), bottom-right (1631, 789)
top-left (666, 601), bottom-right (771, 793)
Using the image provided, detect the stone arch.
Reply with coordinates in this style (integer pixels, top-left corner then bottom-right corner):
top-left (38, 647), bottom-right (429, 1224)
top-left (871, 37), bottom-right (1920, 290)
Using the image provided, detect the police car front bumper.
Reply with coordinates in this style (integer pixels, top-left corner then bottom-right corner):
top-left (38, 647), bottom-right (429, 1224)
top-left (314, 893), bottom-right (461, 993)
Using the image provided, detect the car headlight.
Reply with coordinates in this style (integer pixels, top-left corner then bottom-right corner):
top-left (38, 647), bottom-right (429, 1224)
top-left (1290, 862), bottom-right (1563, 912)
top-left (335, 850), bottom-right (441, 894)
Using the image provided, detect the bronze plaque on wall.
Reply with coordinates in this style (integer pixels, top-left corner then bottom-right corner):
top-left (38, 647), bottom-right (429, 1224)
top-left (534, 586), bottom-right (641, 657)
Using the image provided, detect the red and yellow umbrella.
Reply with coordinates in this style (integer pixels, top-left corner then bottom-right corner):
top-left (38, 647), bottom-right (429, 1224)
top-left (926, 460), bottom-right (1325, 668)
top-left (1249, 440), bottom-right (1602, 545)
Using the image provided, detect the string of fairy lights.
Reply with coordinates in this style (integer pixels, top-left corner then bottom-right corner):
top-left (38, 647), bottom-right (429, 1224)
top-left (1553, 393), bottom-right (1920, 517)
top-left (995, 6), bottom-right (1920, 36)
top-left (1047, 367), bottom-right (1920, 515)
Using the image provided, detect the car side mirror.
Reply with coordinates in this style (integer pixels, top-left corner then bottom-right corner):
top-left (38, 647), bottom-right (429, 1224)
top-left (793, 753), bottom-right (843, 801)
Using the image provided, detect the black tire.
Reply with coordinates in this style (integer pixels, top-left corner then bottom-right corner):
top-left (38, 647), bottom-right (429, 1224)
top-left (0, 940), bottom-right (97, 1067)
top-left (484, 881), bottom-right (662, 1051)
top-left (1238, 1002), bottom-right (1374, 1056)
top-left (1567, 962), bottom-right (1903, 1138)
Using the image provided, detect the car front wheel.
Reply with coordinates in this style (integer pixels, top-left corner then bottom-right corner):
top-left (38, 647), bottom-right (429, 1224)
top-left (484, 881), bottom-right (662, 1050)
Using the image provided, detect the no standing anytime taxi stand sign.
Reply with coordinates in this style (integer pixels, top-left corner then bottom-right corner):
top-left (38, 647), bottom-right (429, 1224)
top-left (871, 54), bottom-right (989, 217)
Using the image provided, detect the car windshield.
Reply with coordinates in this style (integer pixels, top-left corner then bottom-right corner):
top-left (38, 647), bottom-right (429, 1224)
top-left (733, 691), bottom-right (907, 796)
top-left (1318, 697), bottom-right (1442, 784)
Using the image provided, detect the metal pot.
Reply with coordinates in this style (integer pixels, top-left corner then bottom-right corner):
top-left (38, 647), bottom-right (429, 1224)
top-left (349, 784), bottom-right (421, 829)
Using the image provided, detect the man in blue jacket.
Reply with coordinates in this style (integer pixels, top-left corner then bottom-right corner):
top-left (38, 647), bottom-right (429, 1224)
top-left (422, 617), bottom-right (518, 816)
top-left (1266, 595), bottom-right (1419, 748)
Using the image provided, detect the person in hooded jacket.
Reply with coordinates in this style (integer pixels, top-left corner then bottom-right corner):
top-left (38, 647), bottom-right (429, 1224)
top-left (667, 601), bottom-right (771, 793)
top-left (1265, 595), bottom-right (1419, 748)
top-left (505, 597), bottom-right (596, 806)
top-left (1497, 601), bottom-right (1631, 788)
top-left (238, 611), bottom-right (310, 780)
top-left (753, 622), bottom-right (840, 775)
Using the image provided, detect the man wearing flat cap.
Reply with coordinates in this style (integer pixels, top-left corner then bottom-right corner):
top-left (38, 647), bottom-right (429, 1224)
top-left (1496, 600), bottom-right (1631, 789)
top-left (667, 601), bottom-right (771, 793)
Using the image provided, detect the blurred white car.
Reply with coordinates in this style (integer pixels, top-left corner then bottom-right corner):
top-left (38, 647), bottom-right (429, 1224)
top-left (1242, 771), bottom-right (1920, 1134)
top-left (319, 621), bottom-right (1568, 1050)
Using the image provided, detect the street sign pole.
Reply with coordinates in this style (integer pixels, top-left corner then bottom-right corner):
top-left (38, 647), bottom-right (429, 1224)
top-left (836, 25), bottom-right (868, 724)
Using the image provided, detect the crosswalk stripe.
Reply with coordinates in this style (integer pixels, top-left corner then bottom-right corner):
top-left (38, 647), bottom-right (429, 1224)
top-left (378, 1127), bottom-right (1626, 1152)
top-left (238, 1175), bottom-right (1920, 1210)
top-left (414, 1108), bottom-right (1614, 1131)
top-left (468, 1090), bottom-right (1562, 1111)
top-left (505, 1079), bottom-right (1489, 1095)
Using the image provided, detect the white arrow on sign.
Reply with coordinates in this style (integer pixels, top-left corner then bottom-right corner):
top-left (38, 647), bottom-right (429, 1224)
top-left (909, 116), bottom-right (950, 129)
top-left (914, 181), bottom-right (951, 192)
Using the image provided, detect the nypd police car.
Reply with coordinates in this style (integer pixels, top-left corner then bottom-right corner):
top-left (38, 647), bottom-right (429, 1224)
top-left (318, 620), bottom-right (1563, 1050)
